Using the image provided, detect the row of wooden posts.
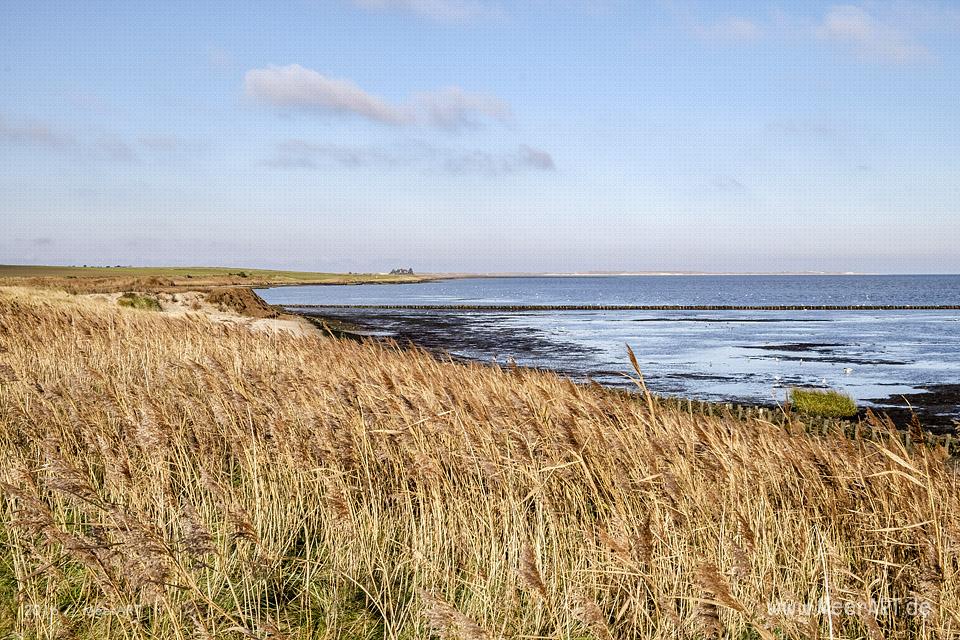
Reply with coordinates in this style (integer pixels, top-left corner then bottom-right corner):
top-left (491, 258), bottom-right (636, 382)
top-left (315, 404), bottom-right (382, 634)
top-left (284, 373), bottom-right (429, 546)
top-left (292, 304), bottom-right (960, 312)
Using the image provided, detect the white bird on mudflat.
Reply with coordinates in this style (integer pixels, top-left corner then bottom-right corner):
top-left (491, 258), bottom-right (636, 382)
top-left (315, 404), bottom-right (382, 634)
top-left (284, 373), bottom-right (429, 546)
top-left (843, 367), bottom-right (853, 375)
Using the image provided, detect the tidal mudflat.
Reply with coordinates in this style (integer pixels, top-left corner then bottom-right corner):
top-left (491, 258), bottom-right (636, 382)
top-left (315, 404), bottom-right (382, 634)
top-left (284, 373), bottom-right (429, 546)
top-left (261, 275), bottom-right (960, 428)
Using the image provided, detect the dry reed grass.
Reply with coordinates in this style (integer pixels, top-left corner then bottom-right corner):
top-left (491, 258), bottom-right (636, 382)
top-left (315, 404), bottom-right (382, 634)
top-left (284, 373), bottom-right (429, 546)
top-left (0, 287), bottom-right (958, 639)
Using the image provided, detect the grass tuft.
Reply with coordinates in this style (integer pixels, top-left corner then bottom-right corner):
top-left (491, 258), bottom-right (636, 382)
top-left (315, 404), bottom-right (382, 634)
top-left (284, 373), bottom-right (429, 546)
top-left (117, 291), bottom-right (162, 311)
top-left (790, 387), bottom-right (858, 417)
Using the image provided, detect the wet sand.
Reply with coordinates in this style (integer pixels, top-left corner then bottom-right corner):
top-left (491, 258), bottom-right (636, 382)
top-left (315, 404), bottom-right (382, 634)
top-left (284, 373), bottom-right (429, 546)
top-left (865, 385), bottom-right (960, 434)
top-left (302, 308), bottom-right (598, 368)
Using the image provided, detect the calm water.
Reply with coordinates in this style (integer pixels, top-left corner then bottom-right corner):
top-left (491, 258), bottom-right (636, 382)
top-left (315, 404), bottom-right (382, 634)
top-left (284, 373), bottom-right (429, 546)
top-left (258, 276), bottom-right (960, 413)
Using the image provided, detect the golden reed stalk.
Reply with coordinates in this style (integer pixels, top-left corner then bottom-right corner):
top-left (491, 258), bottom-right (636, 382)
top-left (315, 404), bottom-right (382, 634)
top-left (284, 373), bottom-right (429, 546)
top-left (0, 287), bottom-right (957, 639)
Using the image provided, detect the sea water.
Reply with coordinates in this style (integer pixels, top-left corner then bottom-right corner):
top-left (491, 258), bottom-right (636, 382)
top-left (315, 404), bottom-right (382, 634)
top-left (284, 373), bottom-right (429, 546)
top-left (258, 275), bottom-right (960, 412)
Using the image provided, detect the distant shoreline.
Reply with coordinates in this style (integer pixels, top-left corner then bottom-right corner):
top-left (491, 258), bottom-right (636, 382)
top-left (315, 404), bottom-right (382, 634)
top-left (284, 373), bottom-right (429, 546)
top-left (434, 271), bottom-right (960, 278)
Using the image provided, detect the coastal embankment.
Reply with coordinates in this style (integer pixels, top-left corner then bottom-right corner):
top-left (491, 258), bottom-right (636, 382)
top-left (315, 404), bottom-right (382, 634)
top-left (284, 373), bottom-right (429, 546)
top-left (0, 264), bottom-right (440, 294)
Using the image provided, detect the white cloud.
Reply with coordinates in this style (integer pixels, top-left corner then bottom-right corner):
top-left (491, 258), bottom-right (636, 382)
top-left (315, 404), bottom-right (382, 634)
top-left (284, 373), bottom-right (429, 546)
top-left (244, 64), bottom-right (413, 125)
top-left (245, 64), bottom-right (510, 130)
top-left (267, 140), bottom-right (554, 176)
top-left (350, 0), bottom-right (497, 23)
top-left (816, 4), bottom-right (933, 64)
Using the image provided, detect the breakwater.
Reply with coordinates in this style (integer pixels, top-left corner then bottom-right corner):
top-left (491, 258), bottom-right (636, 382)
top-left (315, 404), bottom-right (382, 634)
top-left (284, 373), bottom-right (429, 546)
top-left (285, 304), bottom-right (960, 311)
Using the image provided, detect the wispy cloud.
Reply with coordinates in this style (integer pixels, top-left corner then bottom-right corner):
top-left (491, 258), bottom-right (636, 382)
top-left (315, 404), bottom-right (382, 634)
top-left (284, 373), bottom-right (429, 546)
top-left (65, 92), bottom-right (114, 115)
top-left (137, 135), bottom-right (208, 156)
top-left (709, 176), bottom-right (747, 193)
top-left (1, 114), bottom-right (201, 162)
top-left (349, 0), bottom-right (499, 23)
top-left (0, 116), bottom-right (75, 149)
top-left (414, 86), bottom-right (511, 130)
top-left (694, 16), bottom-right (762, 41)
top-left (244, 64), bottom-right (509, 130)
top-left (767, 119), bottom-right (842, 141)
top-left (672, 2), bottom-right (950, 64)
top-left (208, 46), bottom-right (233, 69)
top-left (443, 145), bottom-right (555, 175)
top-left (815, 4), bottom-right (933, 64)
top-left (351, 0), bottom-right (612, 22)
top-left (94, 137), bottom-right (137, 162)
top-left (266, 139), bottom-right (554, 176)
top-left (139, 135), bottom-right (183, 151)
top-left (661, 1), bottom-right (762, 43)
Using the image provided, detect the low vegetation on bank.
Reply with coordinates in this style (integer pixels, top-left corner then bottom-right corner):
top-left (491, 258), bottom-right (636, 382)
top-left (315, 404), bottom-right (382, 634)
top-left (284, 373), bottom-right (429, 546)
top-left (790, 387), bottom-right (859, 418)
top-left (0, 287), bottom-right (957, 639)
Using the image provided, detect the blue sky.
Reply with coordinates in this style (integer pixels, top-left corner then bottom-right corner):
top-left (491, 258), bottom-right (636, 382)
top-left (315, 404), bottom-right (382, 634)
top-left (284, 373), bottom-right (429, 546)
top-left (2, 0), bottom-right (958, 273)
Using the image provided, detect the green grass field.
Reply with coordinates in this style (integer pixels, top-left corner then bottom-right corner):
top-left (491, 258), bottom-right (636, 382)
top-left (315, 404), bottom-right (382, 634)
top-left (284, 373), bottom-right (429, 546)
top-left (0, 264), bottom-right (428, 283)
